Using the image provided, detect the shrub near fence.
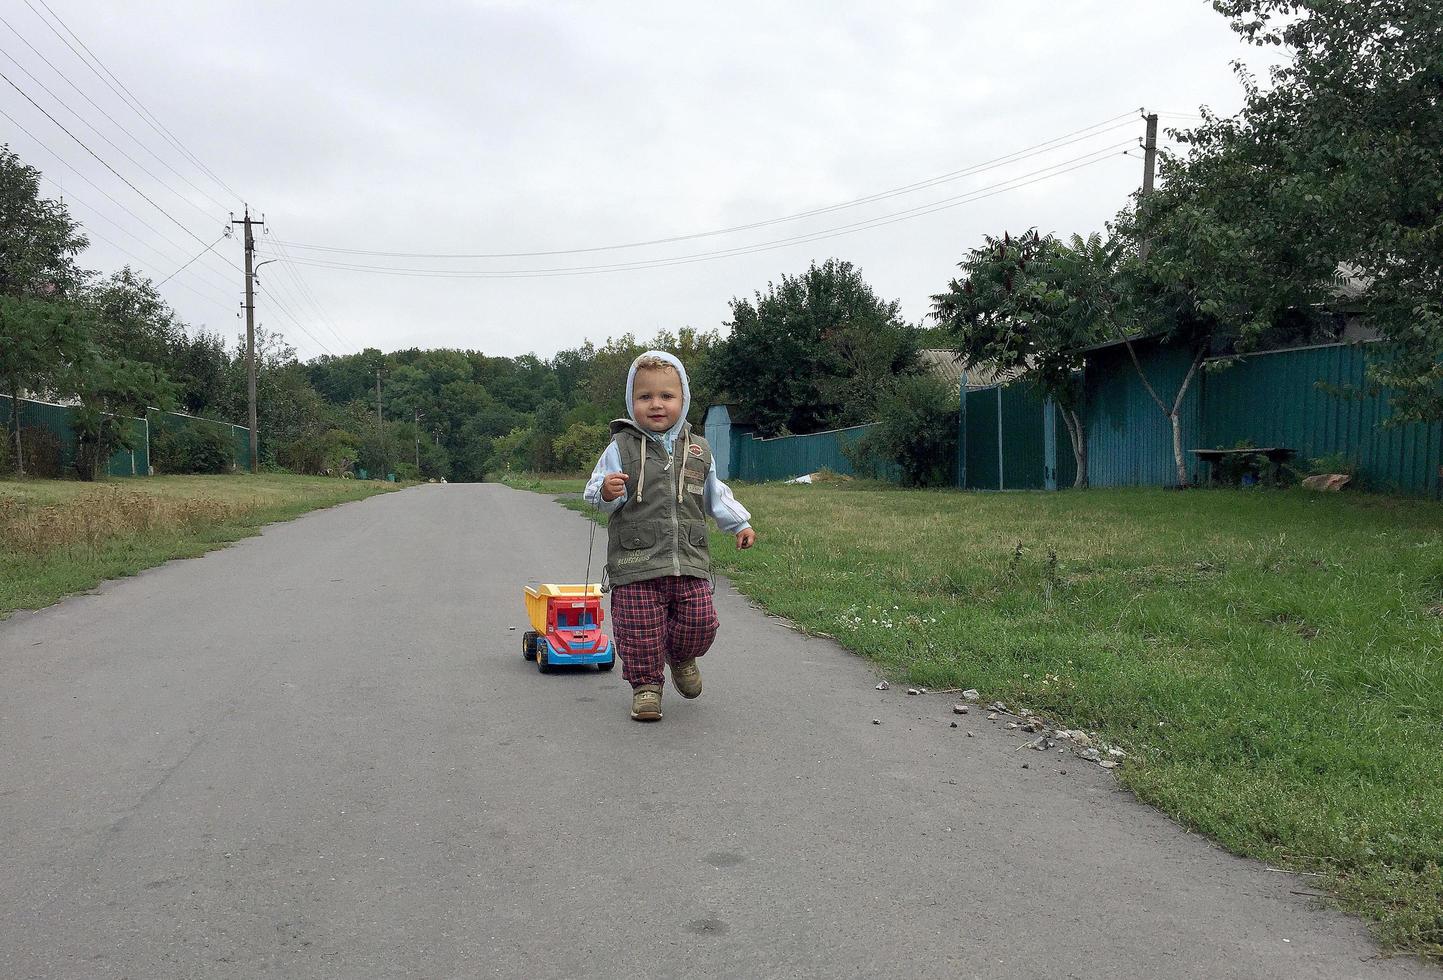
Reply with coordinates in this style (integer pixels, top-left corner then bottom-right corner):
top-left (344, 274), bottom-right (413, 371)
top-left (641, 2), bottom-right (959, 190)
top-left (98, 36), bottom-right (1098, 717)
top-left (1, 395), bottom-right (147, 478)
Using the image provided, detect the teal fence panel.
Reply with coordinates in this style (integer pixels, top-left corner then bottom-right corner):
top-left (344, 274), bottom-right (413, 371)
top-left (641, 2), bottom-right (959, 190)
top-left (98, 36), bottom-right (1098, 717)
top-left (963, 387), bottom-right (1000, 490)
top-left (1, 395), bottom-right (148, 477)
top-left (1084, 342), bottom-right (1206, 487)
top-left (1201, 343), bottom-right (1442, 497)
top-left (732, 424), bottom-right (879, 482)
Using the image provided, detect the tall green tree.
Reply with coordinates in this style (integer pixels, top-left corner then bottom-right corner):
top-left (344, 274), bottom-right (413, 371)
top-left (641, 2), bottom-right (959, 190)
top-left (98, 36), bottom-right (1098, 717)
top-left (932, 230), bottom-right (1102, 487)
top-left (1129, 0), bottom-right (1443, 419)
top-left (711, 258), bottom-right (920, 436)
top-left (0, 146), bottom-right (90, 473)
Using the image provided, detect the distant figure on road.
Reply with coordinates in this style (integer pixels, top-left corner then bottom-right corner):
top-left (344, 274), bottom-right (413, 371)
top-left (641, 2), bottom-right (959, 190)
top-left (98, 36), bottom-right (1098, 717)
top-left (584, 351), bottom-right (756, 722)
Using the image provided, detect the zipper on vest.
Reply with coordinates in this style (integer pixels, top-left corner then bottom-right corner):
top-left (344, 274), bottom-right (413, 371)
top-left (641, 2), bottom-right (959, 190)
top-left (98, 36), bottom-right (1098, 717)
top-left (670, 440), bottom-right (681, 576)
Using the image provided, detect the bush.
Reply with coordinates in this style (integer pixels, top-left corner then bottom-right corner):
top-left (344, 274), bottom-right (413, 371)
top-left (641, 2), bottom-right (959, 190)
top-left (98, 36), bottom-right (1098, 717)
top-left (845, 374), bottom-right (957, 487)
top-left (552, 421), bottom-right (609, 472)
top-left (18, 425), bottom-right (64, 478)
top-left (152, 421), bottom-right (232, 474)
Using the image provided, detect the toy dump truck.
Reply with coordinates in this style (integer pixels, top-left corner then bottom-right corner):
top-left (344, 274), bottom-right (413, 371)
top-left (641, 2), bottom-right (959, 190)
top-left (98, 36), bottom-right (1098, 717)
top-left (522, 584), bottom-right (615, 673)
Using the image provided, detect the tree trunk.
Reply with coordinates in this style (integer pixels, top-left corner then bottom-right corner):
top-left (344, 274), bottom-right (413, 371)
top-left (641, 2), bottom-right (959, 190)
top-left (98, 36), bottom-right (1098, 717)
top-left (1168, 347), bottom-right (1207, 487)
top-left (1061, 406), bottom-right (1089, 488)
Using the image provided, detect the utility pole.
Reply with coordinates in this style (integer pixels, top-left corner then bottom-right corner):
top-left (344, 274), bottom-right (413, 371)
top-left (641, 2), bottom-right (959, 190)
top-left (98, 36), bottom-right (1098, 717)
top-left (414, 408), bottom-right (423, 469)
top-left (231, 207), bottom-right (264, 473)
top-left (375, 367), bottom-right (386, 477)
top-left (1138, 112), bottom-right (1159, 262)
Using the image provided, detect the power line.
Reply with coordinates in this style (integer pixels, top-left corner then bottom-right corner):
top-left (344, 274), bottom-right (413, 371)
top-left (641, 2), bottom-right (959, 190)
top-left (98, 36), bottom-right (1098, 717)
top-left (21, 0), bottom-right (244, 206)
top-left (274, 111), bottom-right (1143, 260)
top-left (279, 144), bottom-right (1131, 281)
top-left (0, 14), bottom-right (232, 212)
top-left (0, 68), bottom-right (243, 273)
top-left (0, 42), bottom-right (229, 227)
top-left (256, 229), bottom-right (356, 351)
top-left (1, 104), bottom-right (238, 297)
top-left (158, 233), bottom-right (227, 286)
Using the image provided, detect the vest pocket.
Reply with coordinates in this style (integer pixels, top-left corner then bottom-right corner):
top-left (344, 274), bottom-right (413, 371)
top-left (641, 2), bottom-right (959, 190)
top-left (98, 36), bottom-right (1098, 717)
top-left (686, 523), bottom-right (707, 546)
top-left (621, 527), bottom-right (656, 550)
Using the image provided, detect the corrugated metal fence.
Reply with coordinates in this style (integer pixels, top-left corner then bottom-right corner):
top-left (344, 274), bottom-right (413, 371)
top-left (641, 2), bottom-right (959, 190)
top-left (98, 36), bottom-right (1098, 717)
top-left (1, 396), bottom-right (253, 477)
top-left (723, 341), bottom-right (1441, 498)
top-left (1, 395), bottom-right (147, 477)
top-left (731, 423), bottom-right (878, 482)
top-left (1201, 343), bottom-right (1441, 496)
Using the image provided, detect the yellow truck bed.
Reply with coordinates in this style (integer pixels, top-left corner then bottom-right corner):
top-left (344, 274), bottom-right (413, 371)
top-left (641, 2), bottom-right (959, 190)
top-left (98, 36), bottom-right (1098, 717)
top-left (524, 583), bottom-right (603, 635)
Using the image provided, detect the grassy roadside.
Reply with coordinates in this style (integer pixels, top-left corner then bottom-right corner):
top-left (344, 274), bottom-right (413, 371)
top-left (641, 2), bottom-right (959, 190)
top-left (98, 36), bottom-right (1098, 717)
top-left (0, 474), bottom-right (402, 620)
top-left (546, 480), bottom-right (1443, 959)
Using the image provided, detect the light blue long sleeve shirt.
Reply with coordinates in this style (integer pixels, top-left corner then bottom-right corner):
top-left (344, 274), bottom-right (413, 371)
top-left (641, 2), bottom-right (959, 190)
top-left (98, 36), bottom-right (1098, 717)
top-left (584, 441), bottom-right (752, 535)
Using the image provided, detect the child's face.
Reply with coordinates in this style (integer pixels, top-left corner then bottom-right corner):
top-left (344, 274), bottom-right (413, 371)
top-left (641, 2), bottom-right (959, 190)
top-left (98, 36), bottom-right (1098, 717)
top-left (632, 366), bottom-right (684, 433)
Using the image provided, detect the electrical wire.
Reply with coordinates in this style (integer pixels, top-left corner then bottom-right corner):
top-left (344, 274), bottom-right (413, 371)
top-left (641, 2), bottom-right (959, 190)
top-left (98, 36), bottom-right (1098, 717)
top-left (277, 142), bottom-right (1131, 280)
top-left (22, 0), bottom-right (244, 206)
top-left (0, 68), bottom-right (243, 272)
top-left (0, 13), bottom-right (232, 213)
top-left (274, 111), bottom-right (1143, 259)
top-left (158, 233), bottom-right (226, 286)
top-left (0, 42), bottom-right (229, 226)
top-left (1, 104), bottom-right (238, 297)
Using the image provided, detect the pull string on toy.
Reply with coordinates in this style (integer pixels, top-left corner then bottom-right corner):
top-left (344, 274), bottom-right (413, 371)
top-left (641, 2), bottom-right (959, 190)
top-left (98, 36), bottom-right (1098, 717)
top-left (583, 512), bottom-right (597, 591)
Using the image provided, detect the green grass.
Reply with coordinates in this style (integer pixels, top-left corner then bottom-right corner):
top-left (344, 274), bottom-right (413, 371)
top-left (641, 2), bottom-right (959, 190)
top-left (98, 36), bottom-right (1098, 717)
top-left (553, 482), bottom-right (1443, 959)
top-left (0, 473), bottom-right (401, 620)
top-left (496, 472), bottom-right (588, 495)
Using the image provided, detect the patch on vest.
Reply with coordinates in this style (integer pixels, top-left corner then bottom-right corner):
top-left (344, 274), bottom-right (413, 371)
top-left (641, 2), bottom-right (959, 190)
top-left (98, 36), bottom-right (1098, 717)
top-left (688, 443), bottom-right (704, 457)
top-left (687, 481), bottom-right (704, 495)
top-left (614, 552), bottom-right (651, 567)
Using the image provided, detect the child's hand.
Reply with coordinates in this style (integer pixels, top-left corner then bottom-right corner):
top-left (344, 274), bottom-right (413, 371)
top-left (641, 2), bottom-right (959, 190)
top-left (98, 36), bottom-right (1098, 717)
top-left (735, 528), bottom-right (756, 550)
top-left (600, 472), bottom-right (629, 502)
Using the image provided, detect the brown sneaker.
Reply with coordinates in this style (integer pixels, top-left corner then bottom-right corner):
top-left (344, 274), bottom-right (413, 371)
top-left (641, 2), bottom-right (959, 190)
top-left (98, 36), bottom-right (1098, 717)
top-left (671, 658), bottom-right (702, 699)
top-left (630, 684), bottom-right (663, 722)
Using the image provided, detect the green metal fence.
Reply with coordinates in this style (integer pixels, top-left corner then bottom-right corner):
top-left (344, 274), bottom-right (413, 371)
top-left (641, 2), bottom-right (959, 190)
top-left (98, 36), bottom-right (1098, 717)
top-left (1, 395), bottom-right (148, 477)
top-left (1201, 343), bottom-right (1442, 496)
top-left (961, 382), bottom-right (1077, 490)
top-left (731, 423), bottom-right (880, 482)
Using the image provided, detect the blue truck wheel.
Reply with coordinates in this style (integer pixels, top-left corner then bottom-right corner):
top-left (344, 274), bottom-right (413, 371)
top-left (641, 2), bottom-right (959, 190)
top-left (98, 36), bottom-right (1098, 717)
top-left (535, 639), bottom-right (554, 674)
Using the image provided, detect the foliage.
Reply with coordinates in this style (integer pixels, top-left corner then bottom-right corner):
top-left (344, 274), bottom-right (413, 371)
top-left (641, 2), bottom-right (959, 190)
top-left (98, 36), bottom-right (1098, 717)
top-left (69, 357), bottom-right (177, 481)
top-left (151, 420), bottom-right (232, 475)
top-left (710, 258), bottom-right (921, 436)
top-left (1127, 0), bottom-right (1443, 420)
top-left (845, 373), bottom-right (957, 487)
top-left (17, 425), bottom-right (61, 478)
top-left (552, 420), bottom-right (609, 472)
top-left (930, 230), bottom-right (1104, 486)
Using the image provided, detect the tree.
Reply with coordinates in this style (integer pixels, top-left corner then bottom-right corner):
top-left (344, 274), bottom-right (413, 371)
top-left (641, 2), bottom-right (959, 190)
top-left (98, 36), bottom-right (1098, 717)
top-left (846, 373), bottom-right (958, 487)
top-left (0, 146), bottom-right (89, 474)
top-left (932, 230), bottom-right (1100, 487)
top-left (1130, 0), bottom-right (1443, 420)
top-left (710, 259), bottom-right (921, 436)
top-left (70, 354), bottom-right (177, 480)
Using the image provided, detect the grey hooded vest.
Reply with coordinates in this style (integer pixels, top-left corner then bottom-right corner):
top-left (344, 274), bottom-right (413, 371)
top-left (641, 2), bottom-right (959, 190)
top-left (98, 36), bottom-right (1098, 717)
top-left (605, 418), bottom-right (714, 588)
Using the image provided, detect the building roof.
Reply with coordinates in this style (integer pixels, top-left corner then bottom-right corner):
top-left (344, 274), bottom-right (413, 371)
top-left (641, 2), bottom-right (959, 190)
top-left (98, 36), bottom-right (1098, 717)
top-left (919, 348), bottom-right (1026, 389)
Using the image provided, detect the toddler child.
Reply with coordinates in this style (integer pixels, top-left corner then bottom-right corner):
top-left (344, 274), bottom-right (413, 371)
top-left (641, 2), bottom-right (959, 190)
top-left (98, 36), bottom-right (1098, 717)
top-left (584, 351), bottom-right (756, 721)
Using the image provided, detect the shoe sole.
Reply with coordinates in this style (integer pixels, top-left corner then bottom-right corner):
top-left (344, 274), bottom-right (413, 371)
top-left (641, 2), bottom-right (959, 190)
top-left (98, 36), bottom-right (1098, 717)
top-left (676, 686), bottom-right (701, 700)
top-left (630, 709), bottom-right (663, 722)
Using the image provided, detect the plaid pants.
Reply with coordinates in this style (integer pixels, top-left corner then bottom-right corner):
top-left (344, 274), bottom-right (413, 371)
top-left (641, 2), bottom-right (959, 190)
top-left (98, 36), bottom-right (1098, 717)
top-left (609, 576), bottom-right (719, 689)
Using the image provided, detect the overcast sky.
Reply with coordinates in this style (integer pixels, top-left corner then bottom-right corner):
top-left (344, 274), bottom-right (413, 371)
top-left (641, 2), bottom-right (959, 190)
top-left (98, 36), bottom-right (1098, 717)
top-left (1, 1), bottom-right (1280, 362)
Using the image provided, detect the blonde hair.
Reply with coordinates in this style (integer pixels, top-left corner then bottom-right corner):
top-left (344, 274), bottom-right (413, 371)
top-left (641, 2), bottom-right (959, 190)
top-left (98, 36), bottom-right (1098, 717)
top-left (634, 355), bottom-right (680, 378)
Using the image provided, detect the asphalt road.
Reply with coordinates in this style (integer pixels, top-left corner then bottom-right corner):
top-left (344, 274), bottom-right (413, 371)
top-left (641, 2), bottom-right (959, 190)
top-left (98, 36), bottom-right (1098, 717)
top-left (0, 483), bottom-right (1433, 980)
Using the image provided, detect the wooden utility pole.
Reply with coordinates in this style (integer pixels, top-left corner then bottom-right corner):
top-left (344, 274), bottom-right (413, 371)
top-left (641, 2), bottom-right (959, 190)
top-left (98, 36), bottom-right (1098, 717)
top-left (414, 408), bottom-right (422, 468)
top-left (1138, 113), bottom-right (1159, 262)
top-left (231, 207), bottom-right (264, 473)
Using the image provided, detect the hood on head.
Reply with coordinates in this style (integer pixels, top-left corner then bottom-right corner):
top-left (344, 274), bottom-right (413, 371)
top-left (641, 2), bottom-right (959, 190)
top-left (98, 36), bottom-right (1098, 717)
top-left (624, 350), bottom-right (690, 444)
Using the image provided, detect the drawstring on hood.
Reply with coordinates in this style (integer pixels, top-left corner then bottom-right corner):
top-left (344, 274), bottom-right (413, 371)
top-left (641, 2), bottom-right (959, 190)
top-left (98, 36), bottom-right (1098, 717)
top-left (623, 350), bottom-right (691, 503)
